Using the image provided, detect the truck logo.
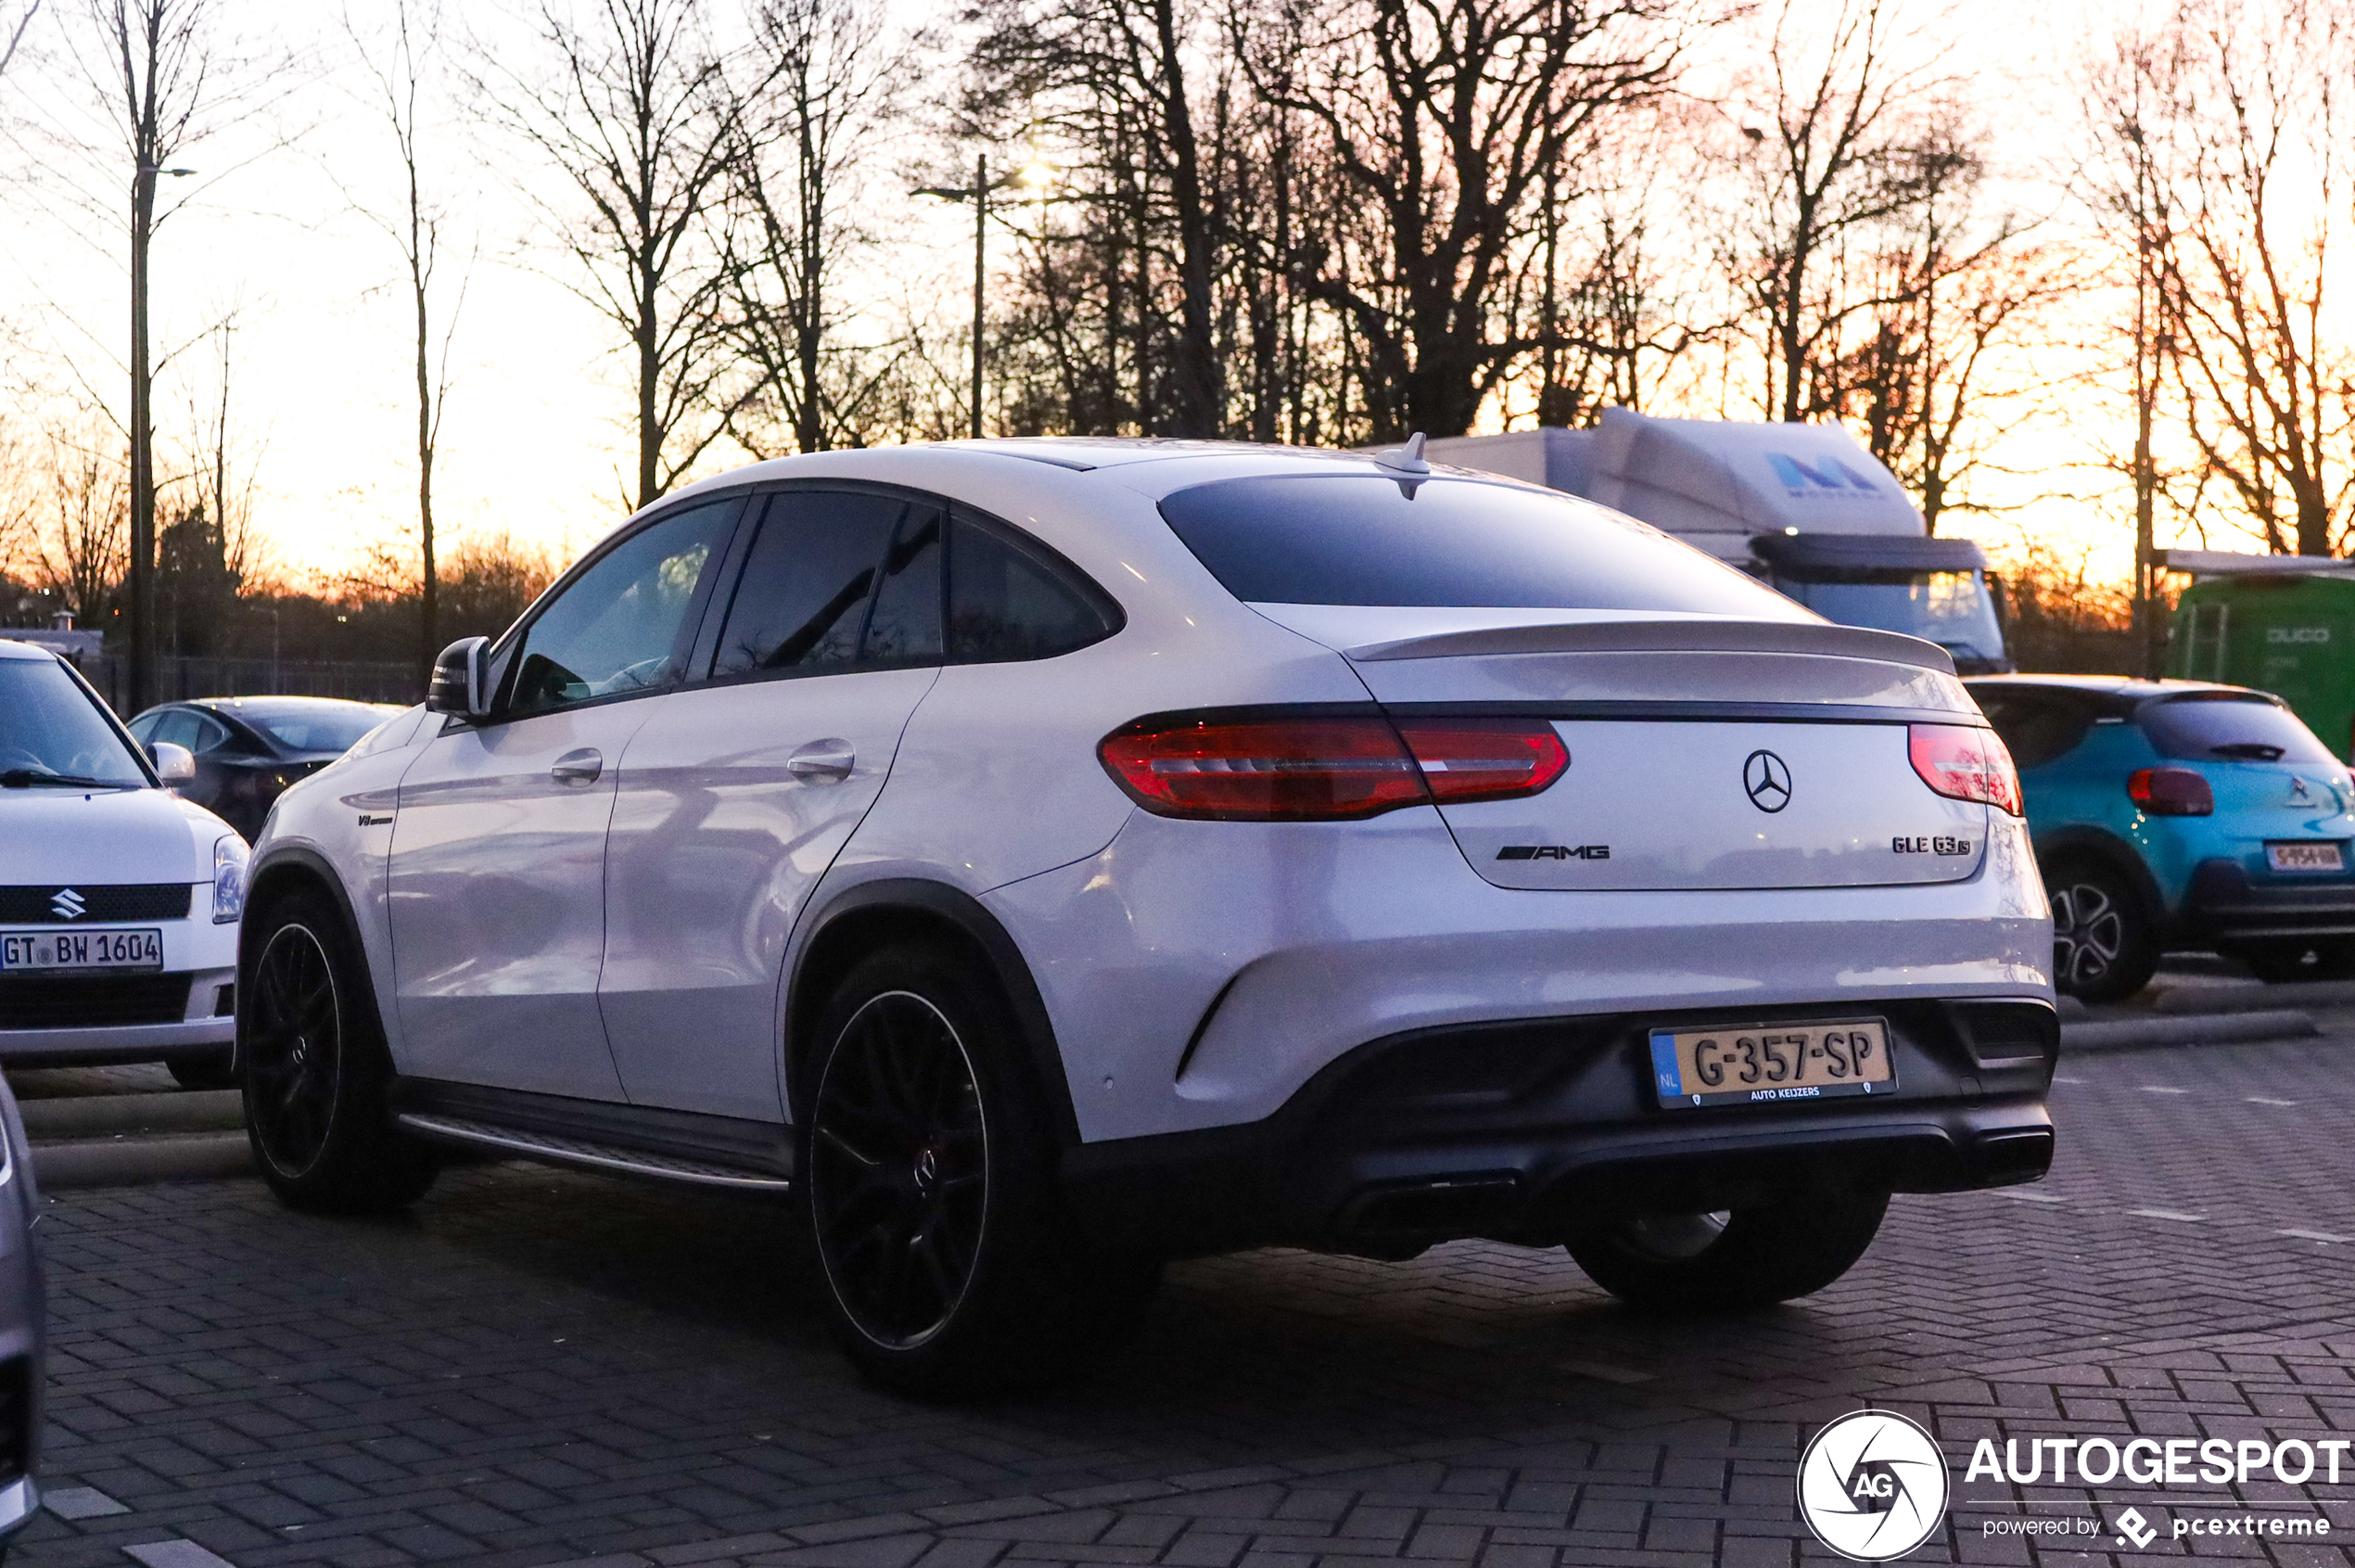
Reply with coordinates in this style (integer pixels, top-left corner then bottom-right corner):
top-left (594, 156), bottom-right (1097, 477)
top-left (1744, 750), bottom-right (1793, 812)
top-left (2265, 627), bottom-right (2330, 644)
top-left (1768, 453), bottom-right (1881, 494)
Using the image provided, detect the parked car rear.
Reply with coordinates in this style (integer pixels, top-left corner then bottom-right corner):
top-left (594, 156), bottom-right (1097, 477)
top-left (1967, 675), bottom-right (2355, 997)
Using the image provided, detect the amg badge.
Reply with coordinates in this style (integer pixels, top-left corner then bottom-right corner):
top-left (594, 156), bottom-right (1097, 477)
top-left (1496, 844), bottom-right (1610, 860)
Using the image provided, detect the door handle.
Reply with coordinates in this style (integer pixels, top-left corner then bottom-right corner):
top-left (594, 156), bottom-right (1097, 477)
top-left (550, 747), bottom-right (604, 785)
top-left (786, 740), bottom-right (856, 784)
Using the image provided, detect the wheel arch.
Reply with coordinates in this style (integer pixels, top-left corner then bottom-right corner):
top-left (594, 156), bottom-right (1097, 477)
top-left (240, 848), bottom-right (381, 1057)
top-left (2032, 826), bottom-right (2168, 924)
top-left (785, 878), bottom-right (1079, 1146)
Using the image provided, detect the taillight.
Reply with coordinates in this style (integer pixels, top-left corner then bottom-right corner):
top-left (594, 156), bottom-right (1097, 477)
top-left (1394, 718), bottom-right (1570, 804)
top-left (2128, 766), bottom-right (2214, 817)
top-left (1099, 712), bottom-right (1567, 821)
top-left (1909, 723), bottom-right (2023, 816)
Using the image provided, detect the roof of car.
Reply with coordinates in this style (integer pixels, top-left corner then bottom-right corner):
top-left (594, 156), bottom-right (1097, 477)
top-left (0, 638), bottom-right (59, 662)
top-left (1963, 673), bottom-right (2263, 700)
top-left (658, 437), bottom-right (1551, 513)
top-left (181, 696), bottom-right (399, 716)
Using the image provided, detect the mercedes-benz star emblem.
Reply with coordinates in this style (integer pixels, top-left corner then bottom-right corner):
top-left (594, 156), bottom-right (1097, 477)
top-left (1743, 750), bottom-right (1793, 813)
top-left (50, 887), bottom-right (85, 921)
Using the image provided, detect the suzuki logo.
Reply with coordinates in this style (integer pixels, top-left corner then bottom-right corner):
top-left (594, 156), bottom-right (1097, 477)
top-left (2292, 776), bottom-right (2313, 801)
top-left (1743, 750), bottom-right (1793, 813)
top-left (50, 887), bottom-right (84, 921)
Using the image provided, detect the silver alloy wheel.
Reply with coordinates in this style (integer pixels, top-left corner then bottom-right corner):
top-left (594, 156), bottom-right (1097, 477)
top-left (1616, 1211), bottom-right (1731, 1261)
top-left (2049, 880), bottom-right (2124, 990)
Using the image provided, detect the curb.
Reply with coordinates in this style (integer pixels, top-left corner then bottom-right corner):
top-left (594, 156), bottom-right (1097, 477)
top-left (18, 1090), bottom-right (243, 1141)
top-left (32, 1132), bottom-right (255, 1190)
top-left (2061, 1008), bottom-right (2320, 1053)
top-left (2151, 978), bottom-right (2355, 1014)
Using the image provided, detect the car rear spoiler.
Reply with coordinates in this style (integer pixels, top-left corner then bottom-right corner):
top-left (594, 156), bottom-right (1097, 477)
top-left (1342, 618), bottom-right (1957, 674)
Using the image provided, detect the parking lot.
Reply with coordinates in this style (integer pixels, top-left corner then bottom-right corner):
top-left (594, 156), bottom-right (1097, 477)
top-left (3, 1010), bottom-right (2350, 1568)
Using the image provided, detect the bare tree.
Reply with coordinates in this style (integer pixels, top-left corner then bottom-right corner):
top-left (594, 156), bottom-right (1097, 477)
top-left (348, 0), bottom-right (467, 669)
top-left (475, 0), bottom-right (771, 509)
top-left (718, 0), bottom-right (912, 455)
top-left (32, 419), bottom-right (127, 627)
top-left (1723, 0), bottom-right (1957, 424)
top-left (972, 0), bottom-right (1225, 435)
top-left (2078, 19), bottom-right (2189, 669)
top-left (1238, 0), bottom-right (1686, 440)
top-left (51, 0), bottom-right (226, 707)
top-left (2154, 0), bottom-right (2351, 559)
top-left (0, 0), bottom-right (39, 81)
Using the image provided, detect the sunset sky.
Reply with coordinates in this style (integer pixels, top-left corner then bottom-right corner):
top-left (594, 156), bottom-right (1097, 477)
top-left (0, 0), bottom-right (2219, 593)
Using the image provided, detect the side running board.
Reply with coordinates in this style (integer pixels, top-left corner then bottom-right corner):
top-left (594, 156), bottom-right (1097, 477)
top-left (396, 1112), bottom-right (795, 1193)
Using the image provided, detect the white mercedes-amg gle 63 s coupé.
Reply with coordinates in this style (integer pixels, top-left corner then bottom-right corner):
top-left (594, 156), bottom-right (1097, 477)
top-left (240, 439), bottom-right (2056, 1396)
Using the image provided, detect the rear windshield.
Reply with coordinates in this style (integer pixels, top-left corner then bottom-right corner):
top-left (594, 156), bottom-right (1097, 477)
top-left (2138, 694), bottom-right (2337, 765)
top-left (0, 658), bottom-right (148, 786)
top-left (1157, 474), bottom-right (1810, 615)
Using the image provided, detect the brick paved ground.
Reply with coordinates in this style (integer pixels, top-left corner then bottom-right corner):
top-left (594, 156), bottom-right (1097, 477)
top-left (17, 1032), bottom-right (2355, 1568)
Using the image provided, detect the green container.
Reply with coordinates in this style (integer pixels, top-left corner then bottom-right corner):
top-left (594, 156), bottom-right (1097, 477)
top-left (2170, 573), bottom-right (2355, 759)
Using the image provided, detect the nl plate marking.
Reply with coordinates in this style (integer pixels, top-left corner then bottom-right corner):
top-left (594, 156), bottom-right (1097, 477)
top-left (1651, 1018), bottom-right (1893, 1109)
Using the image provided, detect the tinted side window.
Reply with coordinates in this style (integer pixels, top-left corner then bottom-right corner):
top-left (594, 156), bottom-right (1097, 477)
top-left (189, 714), bottom-right (233, 754)
top-left (150, 710), bottom-right (202, 750)
top-left (948, 516), bottom-right (1116, 663)
top-left (1975, 689), bottom-right (2099, 771)
top-left (509, 500), bottom-right (738, 717)
top-left (714, 491), bottom-right (909, 678)
top-left (864, 504), bottom-right (944, 667)
top-left (125, 713), bottom-right (160, 744)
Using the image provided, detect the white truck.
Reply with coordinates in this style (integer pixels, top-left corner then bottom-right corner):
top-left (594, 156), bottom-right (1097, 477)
top-left (1426, 407), bottom-right (2013, 673)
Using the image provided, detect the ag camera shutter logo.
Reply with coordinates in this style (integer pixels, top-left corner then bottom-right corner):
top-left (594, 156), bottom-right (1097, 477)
top-left (1797, 1409), bottom-right (1950, 1561)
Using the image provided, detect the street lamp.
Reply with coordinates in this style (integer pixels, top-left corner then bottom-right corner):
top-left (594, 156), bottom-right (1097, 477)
top-left (128, 157), bottom-right (195, 713)
top-left (916, 147), bottom-right (1056, 440)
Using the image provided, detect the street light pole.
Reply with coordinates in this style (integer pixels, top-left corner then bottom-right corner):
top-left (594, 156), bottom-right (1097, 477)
top-left (129, 155), bottom-right (157, 714)
top-left (970, 153), bottom-right (986, 440)
top-left (127, 155), bottom-right (192, 713)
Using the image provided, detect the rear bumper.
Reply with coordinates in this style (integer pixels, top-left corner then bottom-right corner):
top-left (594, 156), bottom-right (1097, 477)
top-left (2183, 860), bottom-right (2355, 942)
top-left (1062, 996), bottom-right (2056, 1259)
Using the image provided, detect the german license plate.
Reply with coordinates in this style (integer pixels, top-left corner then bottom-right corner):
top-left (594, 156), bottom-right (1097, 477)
top-left (2268, 841), bottom-right (2345, 873)
top-left (0, 928), bottom-right (163, 973)
top-left (1650, 1018), bottom-right (1894, 1109)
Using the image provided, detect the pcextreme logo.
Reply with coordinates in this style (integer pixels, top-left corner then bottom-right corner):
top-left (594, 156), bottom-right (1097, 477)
top-left (1796, 1410), bottom-right (1950, 1561)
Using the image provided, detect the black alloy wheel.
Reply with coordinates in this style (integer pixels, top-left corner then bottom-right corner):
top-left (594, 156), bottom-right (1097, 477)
top-left (807, 989), bottom-right (989, 1350)
top-left (2046, 862), bottom-right (2158, 1002)
top-left (798, 943), bottom-right (1160, 1397)
top-left (239, 888), bottom-right (438, 1213)
top-left (246, 922), bottom-right (344, 1179)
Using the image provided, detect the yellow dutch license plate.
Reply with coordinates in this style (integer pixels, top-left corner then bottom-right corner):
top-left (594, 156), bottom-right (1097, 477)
top-left (1649, 1018), bottom-right (1894, 1109)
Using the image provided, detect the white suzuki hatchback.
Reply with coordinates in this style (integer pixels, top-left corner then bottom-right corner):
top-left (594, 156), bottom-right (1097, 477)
top-left (244, 440), bottom-right (2056, 1395)
top-left (0, 640), bottom-right (246, 1077)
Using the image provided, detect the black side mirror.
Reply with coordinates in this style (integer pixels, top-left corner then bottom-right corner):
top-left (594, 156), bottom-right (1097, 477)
top-left (427, 636), bottom-right (492, 717)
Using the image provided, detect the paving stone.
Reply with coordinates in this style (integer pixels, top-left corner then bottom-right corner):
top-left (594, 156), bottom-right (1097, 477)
top-left (24, 1033), bottom-right (2355, 1567)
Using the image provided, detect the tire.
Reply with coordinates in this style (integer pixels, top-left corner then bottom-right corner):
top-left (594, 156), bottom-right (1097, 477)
top-left (240, 888), bottom-right (439, 1213)
top-left (167, 1050), bottom-right (237, 1090)
top-left (2046, 860), bottom-right (2159, 1003)
top-left (2234, 937), bottom-right (2355, 984)
top-left (1564, 1190), bottom-right (1890, 1311)
top-left (797, 942), bottom-right (1152, 1398)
